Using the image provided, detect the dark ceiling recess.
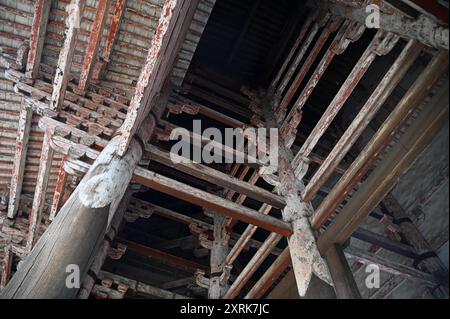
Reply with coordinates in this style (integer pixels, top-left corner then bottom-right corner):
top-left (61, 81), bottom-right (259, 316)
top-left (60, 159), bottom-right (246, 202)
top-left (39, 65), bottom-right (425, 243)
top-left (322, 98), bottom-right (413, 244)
top-left (191, 0), bottom-right (309, 90)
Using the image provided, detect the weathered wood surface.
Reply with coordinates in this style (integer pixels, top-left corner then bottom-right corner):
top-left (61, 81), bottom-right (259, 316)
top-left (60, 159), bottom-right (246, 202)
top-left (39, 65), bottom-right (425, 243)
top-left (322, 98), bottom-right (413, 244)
top-left (7, 101), bottom-right (32, 218)
top-left (0, 136), bottom-right (144, 298)
top-left (324, 244), bottom-right (361, 299)
top-left (50, 0), bottom-right (86, 111)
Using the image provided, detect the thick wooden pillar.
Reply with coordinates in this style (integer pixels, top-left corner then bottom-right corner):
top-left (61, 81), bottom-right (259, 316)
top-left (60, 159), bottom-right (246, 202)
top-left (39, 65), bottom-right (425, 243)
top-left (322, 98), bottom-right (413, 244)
top-left (0, 116), bottom-right (155, 298)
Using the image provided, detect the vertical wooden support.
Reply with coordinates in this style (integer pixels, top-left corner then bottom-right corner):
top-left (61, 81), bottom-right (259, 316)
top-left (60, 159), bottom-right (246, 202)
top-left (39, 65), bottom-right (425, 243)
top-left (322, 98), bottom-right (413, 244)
top-left (49, 157), bottom-right (68, 221)
top-left (77, 0), bottom-right (111, 92)
top-left (208, 214), bottom-right (229, 299)
top-left (26, 0), bottom-right (51, 79)
top-left (50, 0), bottom-right (86, 111)
top-left (0, 246), bottom-right (13, 288)
top-left (324, 244), bottom-right (361, 299)
top-left (26, 129), bottom-right (55, 251)
top-left (7, 101), bottom-right (32, 219)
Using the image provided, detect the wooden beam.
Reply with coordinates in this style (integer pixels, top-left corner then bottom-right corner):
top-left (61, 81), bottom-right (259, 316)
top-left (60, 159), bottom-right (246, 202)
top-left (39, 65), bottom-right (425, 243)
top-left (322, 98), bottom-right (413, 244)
top-left (26, 0), bottom-right (51, 78)
top-left (49, 156), bottom-right (68, 221)
top-left (225, 232), bottom-right (283, 299)
top-left (345, 246), bottom-right (440, 286)
top-left (50, 0), bottom-right (86, 111)
top-left (145, 145), bottom-right (285, 209)
top-left (117, 0), bottom-right (200, 156)
top-left (318, 70), bottom-right (449, 253)
top-left (26, 129), bottom-right (55, 251)
top-left (132, 167), bottom-right (293, 236)
top-left (98, 271), bottom-right (191, 299)
top-left (209, 214), bottom-right (229, 299)
top-left (77, 190), bottom-right (132, 299)
top-left (384, 194), bottom-right (449, 290)
top-left (77, 0), bottom-right (111, 92)
top-left (302, 40), bottom-right (423, 202)
top-left (244, 248), bottom-right (291, 299)
top-left (315, 0), bottom-right (449, 49)
top-left (92, 0), bottom-right (126, 81)
top-left (116, 238), bottom-right (208, 274)
top-left (293, 30), bottom-right (399, 166)
top-left (312, 51), bottom-right (449, 230)
top-left (7, 101), bottom-right (32, 218)
top-left (324, 244), bottom-right (361, 299)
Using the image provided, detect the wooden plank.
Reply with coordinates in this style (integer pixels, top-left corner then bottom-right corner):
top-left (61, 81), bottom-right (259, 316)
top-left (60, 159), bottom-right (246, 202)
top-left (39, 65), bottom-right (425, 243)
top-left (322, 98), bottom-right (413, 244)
top-left (225, 232), bottom-right (283, 299)
top-left (302, 40), bottom-right (423, 202)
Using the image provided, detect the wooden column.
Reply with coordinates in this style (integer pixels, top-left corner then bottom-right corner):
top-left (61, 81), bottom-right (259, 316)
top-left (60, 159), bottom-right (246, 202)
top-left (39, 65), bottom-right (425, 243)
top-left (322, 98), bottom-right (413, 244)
top-left (26, 129), bottom-right (55, 251)
top-left (0, 246), bottom-right (13, 288)
top-left (0, 116), bottom-right (155, 298)
top-left (7, 101), bottom-right (32, 218)
top-left (208, 214), bottom-right (229, 299)
top-left (26, 0), bottom-right (51, 79)
top-left (49, 157), bottom-right (68, 221)
top-left (324, 244), bottom-right (361, 299)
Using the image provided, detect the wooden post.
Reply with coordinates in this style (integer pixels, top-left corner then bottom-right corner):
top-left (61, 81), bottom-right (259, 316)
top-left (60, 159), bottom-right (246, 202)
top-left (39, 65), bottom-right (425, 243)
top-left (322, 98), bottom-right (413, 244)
top-left (208, 214), bottom-right (229, 299)
top-left (0, 114), bottom-right (155, 298)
